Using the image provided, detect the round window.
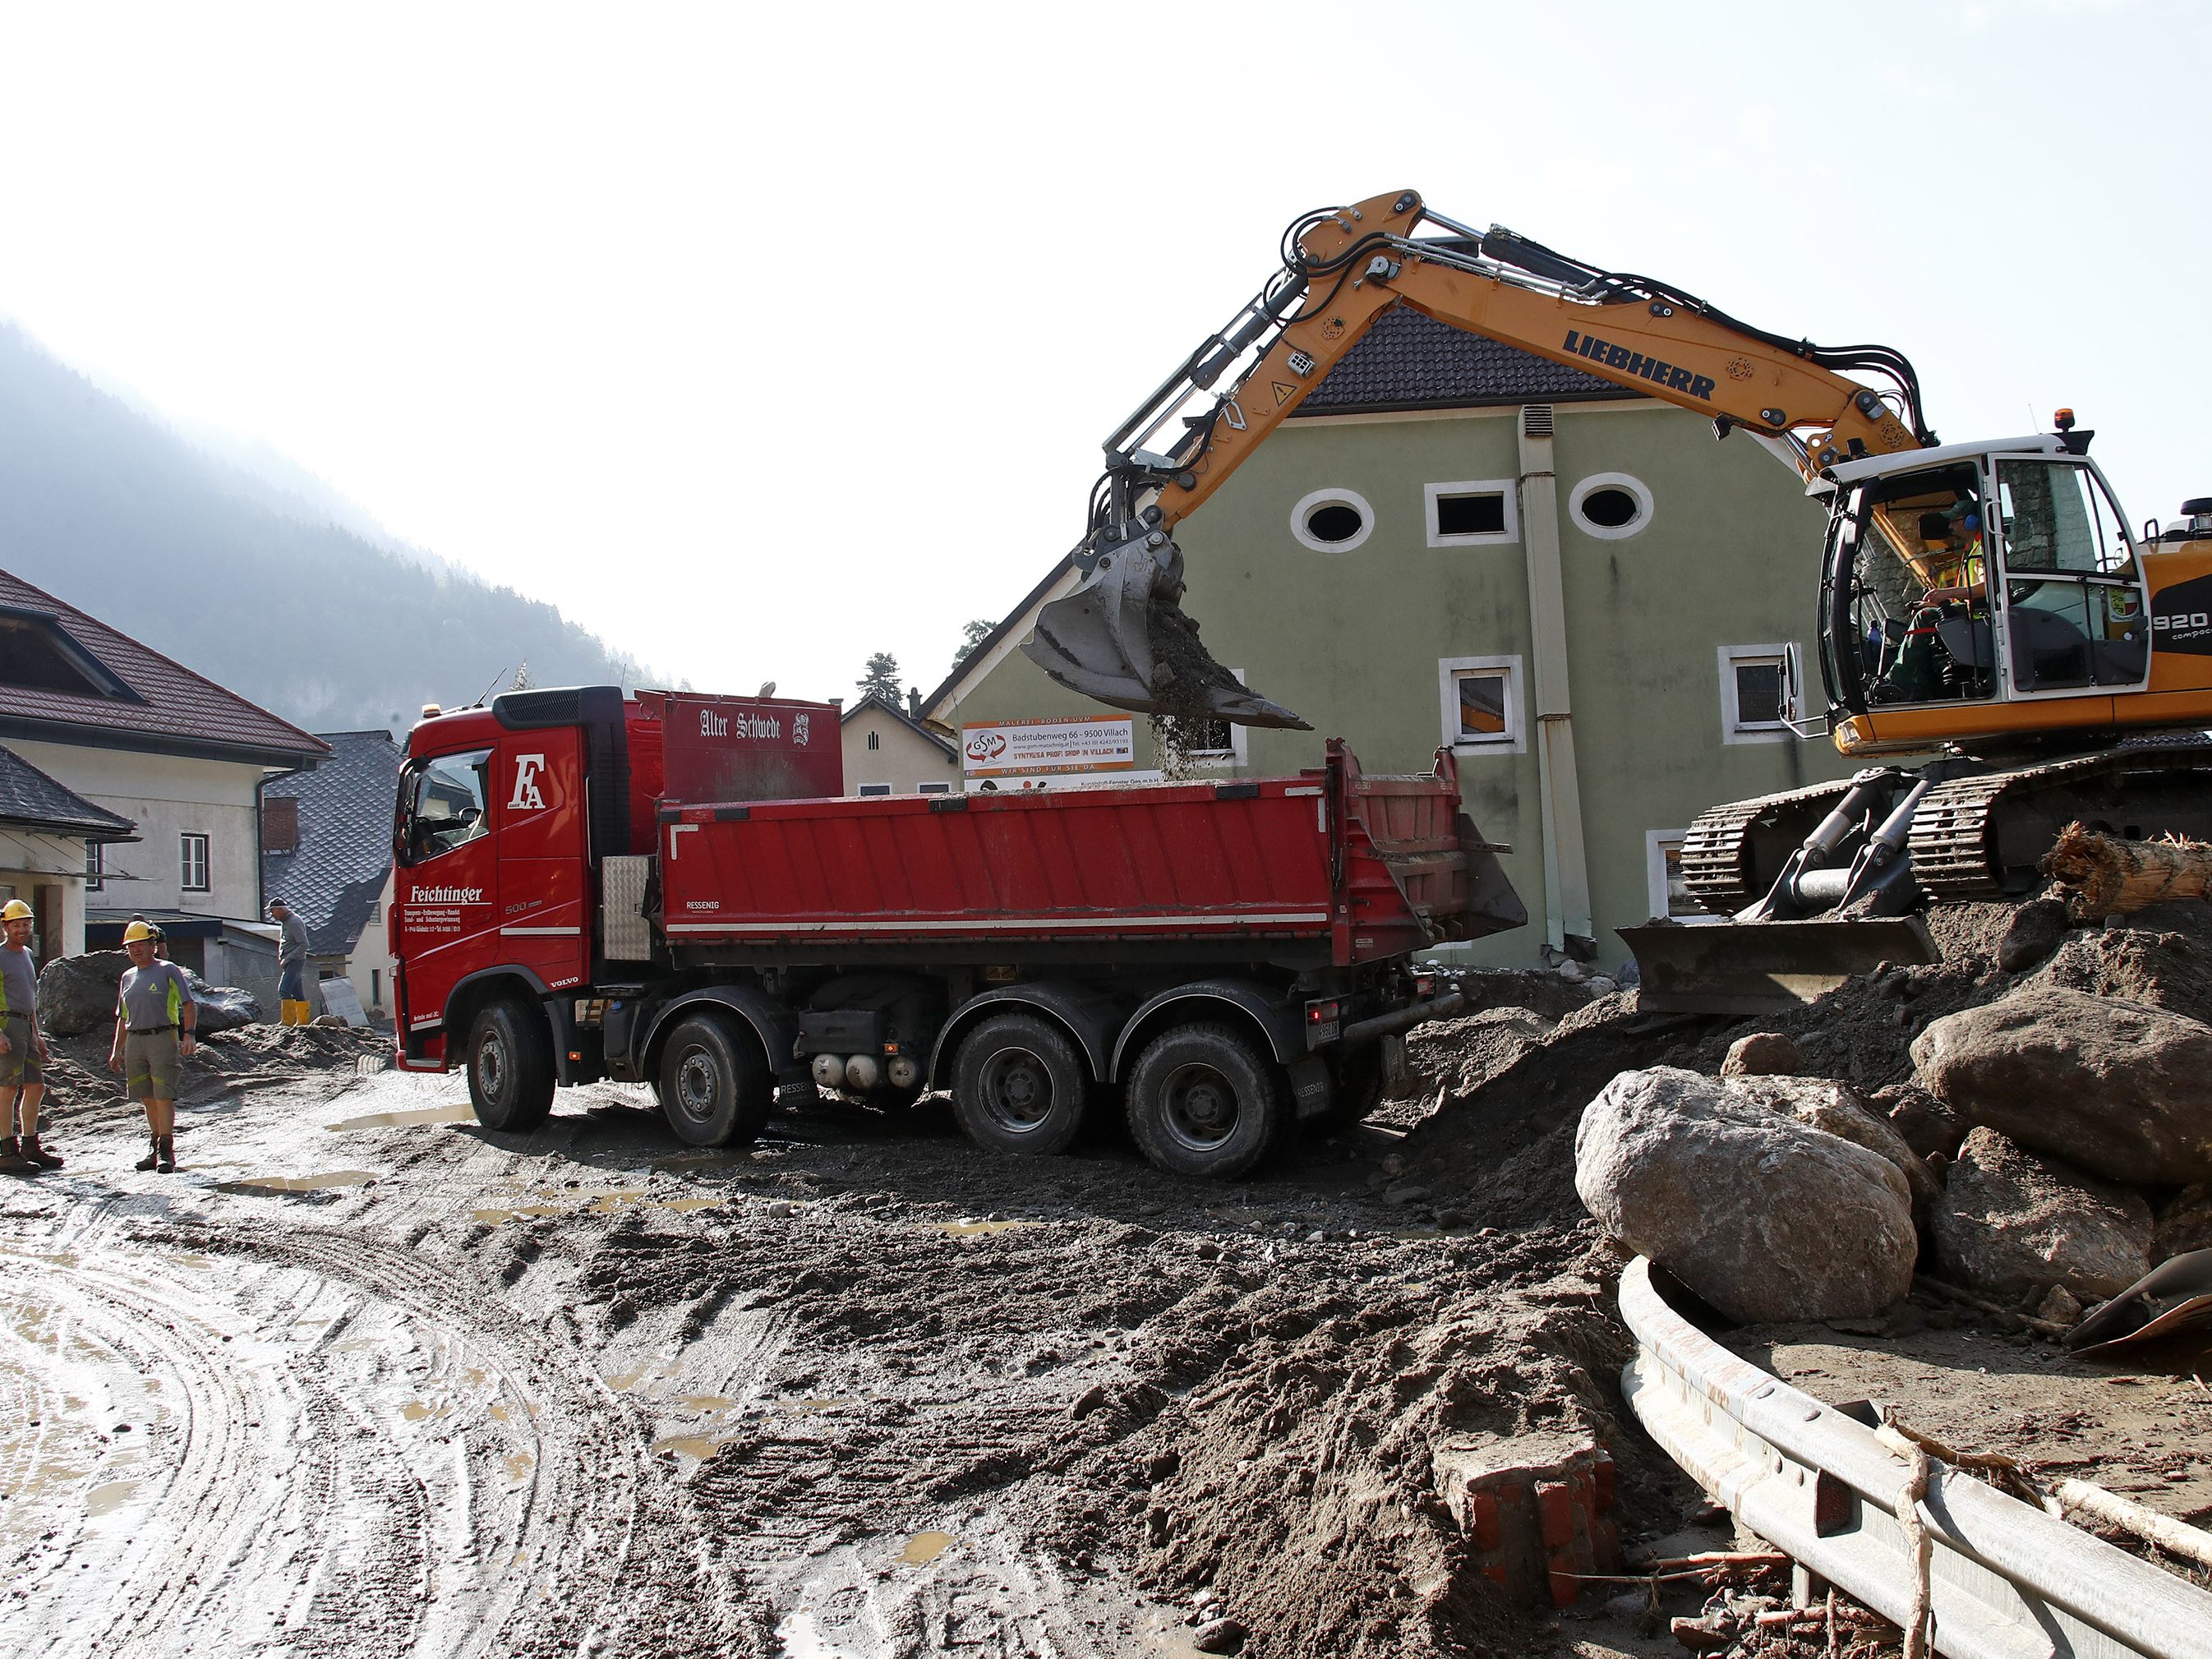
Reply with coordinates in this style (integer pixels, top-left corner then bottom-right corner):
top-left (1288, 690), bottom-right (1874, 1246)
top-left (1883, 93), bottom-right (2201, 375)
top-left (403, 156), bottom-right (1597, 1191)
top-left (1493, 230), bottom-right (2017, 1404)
top-left (1568, 473), bottom-right (1653, 540)
top-left (1290, 487), bottom-right (1376, 553)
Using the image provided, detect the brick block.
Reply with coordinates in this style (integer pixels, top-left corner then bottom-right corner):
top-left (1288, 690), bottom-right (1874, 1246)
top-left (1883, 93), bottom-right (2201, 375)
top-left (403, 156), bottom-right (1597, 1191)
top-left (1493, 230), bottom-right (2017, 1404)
top-left (1431, 1431), bottom-right (1623, 1612)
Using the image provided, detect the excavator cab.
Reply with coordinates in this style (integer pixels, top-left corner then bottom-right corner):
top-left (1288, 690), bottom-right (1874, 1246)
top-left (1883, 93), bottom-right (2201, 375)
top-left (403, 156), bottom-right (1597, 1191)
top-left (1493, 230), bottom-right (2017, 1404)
top-left (1818, 435), bottom-right (2151, 752)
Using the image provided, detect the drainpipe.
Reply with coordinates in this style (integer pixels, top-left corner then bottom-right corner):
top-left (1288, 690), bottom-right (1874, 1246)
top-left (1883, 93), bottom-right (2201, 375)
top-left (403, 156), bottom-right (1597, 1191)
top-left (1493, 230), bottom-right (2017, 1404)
top-left (1517, 405), bottom-right (1595, 956)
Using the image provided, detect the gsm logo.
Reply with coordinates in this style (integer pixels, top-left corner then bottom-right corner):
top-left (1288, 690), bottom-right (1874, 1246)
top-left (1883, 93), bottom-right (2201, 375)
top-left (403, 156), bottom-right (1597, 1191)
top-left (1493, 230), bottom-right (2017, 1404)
top-left (510, 753), bottom-right (548, 810)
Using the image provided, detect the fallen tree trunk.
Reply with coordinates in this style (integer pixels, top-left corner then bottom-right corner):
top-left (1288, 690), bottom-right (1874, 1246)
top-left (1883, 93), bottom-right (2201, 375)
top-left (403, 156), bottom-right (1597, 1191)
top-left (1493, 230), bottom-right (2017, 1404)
top-left (2043, 823), bottom-right (2212, 921)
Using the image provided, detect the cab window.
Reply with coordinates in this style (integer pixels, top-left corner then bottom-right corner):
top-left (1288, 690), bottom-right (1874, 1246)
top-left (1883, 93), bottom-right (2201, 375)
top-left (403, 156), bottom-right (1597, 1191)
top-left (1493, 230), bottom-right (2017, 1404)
top-left (1997, 461), bottom-right (2134, 578)
top-left (399, 749), bottom-right (493, 864)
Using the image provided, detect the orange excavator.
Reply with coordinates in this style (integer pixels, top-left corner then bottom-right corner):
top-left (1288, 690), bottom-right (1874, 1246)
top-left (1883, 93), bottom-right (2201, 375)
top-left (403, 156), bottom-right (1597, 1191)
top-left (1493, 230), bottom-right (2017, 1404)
top-left (1024, 188), bottom-right (2212, 1009)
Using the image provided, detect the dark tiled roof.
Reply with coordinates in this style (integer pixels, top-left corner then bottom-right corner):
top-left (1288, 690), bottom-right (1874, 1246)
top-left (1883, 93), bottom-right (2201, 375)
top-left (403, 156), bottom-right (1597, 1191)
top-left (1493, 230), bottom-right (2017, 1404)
top-left (260, 730), bottom-right (399, 955)
top-left (0, 741), bottom-right (136, 839)
top-left (841, 690), bottom-right (957, 758)
top-left (1297, 305), bottom-right (1634, 413)
top-left (0, 568), bottom-right (329, 766)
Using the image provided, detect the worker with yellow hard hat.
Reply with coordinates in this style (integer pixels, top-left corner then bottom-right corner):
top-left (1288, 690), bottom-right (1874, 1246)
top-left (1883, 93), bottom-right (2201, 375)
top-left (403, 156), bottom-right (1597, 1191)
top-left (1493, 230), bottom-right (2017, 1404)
top-left (108, 919), bottom-right (196, 1173)
top-left (0, 898), bottom-right (57, 1175)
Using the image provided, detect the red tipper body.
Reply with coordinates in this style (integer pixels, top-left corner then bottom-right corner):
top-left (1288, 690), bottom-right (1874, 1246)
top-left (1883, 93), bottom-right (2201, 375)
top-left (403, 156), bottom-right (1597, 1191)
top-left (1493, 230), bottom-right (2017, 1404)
top-left (657, 741), bottom-right (1506, 968)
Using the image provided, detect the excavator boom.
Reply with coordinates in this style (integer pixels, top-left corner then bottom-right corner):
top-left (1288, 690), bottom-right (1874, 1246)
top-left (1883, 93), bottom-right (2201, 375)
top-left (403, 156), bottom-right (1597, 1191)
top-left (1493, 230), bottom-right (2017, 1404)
top-left (1027, 188), bottom-right (1930, 728)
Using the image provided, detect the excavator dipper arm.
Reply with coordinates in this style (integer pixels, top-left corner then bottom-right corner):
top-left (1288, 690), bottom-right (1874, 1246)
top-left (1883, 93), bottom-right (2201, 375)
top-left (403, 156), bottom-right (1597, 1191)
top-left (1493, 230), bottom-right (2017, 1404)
top-left (1027, 188), bottom-right (1931, 727)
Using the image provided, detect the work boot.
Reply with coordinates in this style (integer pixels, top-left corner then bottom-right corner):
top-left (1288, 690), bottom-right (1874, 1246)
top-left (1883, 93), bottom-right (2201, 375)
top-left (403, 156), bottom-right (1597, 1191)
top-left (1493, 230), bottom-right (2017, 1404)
top-left (0, 1136), bottom-right (35, 1175)
top-left (155, 1135), bottom-right (176, 1173)
top-left (135, 1136), bottom-right (161, 1172)
top-left (19, 1133), bottom-right (62, 1170)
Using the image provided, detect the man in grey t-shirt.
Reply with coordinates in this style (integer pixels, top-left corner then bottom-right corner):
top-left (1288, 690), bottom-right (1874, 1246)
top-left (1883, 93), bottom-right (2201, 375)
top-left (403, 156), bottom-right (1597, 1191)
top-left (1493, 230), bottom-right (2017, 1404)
top-left (271, 897), bottom-right (312, 1025)
top-left (0, 898), bottom-right (53, 1173)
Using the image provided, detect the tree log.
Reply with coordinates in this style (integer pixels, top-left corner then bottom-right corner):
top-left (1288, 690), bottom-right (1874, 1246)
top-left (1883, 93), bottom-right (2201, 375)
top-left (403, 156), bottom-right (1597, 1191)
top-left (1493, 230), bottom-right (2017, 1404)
top-left (2043, 823), bottom-right (2212, 921)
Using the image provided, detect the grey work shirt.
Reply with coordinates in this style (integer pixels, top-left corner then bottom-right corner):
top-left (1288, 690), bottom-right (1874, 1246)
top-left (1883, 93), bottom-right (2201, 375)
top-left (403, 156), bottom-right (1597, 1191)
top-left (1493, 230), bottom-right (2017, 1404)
top-left (118, 961), bottom-right (194, 1031)
top-left (276, 912), bottom-right (310, 968)
top-left (0, 943), bottom-right (37, 1021)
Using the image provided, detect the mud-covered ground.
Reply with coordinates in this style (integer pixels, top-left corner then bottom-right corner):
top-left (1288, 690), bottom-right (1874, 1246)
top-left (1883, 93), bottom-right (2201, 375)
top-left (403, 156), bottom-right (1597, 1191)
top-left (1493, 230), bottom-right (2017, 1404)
top-left (1, 1016), bottom-right (1716, 1659)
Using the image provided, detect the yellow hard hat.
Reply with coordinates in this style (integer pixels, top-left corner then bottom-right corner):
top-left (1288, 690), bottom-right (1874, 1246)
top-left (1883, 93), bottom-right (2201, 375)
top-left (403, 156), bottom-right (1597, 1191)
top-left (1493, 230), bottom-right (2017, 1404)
top-left (1, 900), bottom-right (32, 922)
top-left (122, 919), bottom-right (158, 943)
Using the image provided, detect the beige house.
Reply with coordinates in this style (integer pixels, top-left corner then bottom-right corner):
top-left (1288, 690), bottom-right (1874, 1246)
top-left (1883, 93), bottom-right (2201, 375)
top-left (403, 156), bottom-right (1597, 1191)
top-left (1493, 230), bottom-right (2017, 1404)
top-left (841, 691), bottom-right (959, 795)
top-left (0, 569), bottom-right (328, 987)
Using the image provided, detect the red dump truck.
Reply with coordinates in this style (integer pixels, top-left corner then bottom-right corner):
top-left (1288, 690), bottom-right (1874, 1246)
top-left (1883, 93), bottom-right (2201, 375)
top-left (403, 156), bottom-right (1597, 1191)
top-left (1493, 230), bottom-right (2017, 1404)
top-left (389, 685), bottom-right (1523, 1177)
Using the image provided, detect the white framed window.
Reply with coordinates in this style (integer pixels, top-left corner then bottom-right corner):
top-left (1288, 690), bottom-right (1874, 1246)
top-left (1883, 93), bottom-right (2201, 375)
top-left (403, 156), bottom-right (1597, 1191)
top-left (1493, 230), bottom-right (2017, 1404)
top-left (1180, 669), bottom-right (1251, 769)
top-left (1646, 828), bottom-right (1721, 924)
top-left (180, 832), bottom-right (210, 892)
top-left (1718, 643), bottom-right (1801, 744)
top-left (1424, 478), bottom-right (1518, 547)
top-left (856, 782), bottom-right (892, 797)
top-left (85, 841), bottom-right (104, 892)
top-left (1569, 472), bottom-right (1654, 540)
top-left (1437, 656), bottom-right (1525, 754)
top-left (1289, 486), bottom-right (1376, 553)
top-left (916, 781), bottom-right (952, 795)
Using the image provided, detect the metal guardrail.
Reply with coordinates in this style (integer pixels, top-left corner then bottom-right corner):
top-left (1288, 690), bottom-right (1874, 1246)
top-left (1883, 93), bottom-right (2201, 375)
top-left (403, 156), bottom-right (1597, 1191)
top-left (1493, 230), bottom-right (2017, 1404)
top-left (1619, 1256), bottom-right (2212, 1659)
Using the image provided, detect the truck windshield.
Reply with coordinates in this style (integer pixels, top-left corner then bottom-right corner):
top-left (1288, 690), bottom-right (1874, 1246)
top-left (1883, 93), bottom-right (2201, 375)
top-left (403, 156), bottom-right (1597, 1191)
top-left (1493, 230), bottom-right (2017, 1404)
top-left (399, 749), bottom-right (492, 864)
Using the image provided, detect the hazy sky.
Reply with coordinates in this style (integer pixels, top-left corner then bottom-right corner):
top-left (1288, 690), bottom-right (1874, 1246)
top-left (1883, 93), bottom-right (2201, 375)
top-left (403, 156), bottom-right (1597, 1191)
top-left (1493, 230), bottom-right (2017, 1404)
top-left (2, 2), bottom-right (2203, 700)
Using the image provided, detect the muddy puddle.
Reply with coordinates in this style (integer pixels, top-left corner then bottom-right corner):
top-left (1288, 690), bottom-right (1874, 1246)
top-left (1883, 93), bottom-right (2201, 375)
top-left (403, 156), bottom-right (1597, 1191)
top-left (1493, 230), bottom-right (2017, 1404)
top-left (326, 1102), bottom-right (477, 1132)
top-left (216, 1169), bottom-right (376, 1195)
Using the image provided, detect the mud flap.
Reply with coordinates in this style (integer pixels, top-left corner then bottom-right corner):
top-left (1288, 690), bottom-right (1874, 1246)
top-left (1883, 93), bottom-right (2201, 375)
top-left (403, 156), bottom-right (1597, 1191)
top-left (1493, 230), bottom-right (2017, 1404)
top-left (1618, 916), bottom-right (1938, 1016)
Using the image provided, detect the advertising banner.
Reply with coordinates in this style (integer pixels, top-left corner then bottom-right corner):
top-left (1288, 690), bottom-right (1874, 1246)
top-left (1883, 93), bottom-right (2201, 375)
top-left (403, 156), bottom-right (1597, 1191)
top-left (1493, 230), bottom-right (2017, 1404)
top-left (961, 715), bottom-right (1135, 778)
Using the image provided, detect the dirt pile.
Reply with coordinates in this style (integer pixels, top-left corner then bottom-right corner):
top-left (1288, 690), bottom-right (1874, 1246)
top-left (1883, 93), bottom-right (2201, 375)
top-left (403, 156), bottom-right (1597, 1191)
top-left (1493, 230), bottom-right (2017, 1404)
top-left (36, 1021), bottom-right (386, 1128)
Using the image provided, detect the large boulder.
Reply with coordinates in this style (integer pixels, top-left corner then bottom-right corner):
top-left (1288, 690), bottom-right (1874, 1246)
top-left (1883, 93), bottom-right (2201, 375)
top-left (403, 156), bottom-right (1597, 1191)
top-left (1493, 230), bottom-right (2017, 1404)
top-left (1722, 1075), bottom-right (1940, 1208)
top-left (1910, 988), bottom-right (2212, 1186)
top-left (37, 951), bottom-right (131, 1035)
top-left (1930, 1127), bottom-right (2152, 1303)
top-left (2154, 1184), bottom-right (2212, 1263)
top-left (1720, 1032), bottom-right (1803, 1078)
top-left (1576, 1067), bottom-right (1918, 1324)
top-left (35, 951), bottom-right (260, 1036)
top-left (1872, 1081), bottom-right (1965, 1162)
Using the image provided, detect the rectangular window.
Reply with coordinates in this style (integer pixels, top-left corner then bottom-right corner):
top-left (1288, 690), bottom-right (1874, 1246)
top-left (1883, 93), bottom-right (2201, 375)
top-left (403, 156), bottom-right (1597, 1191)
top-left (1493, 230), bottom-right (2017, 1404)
top-left (1425, 479), bottom-right (1518, 548)
top-left (1181, 669), bottom-right (1250, 768)
top-left (857, 782), bottom-right (892, 796)
top-left (263, 794), bottom-right (299, 853)
top-left (180, 832), bottom-right (210, 892)
top-left (370, 969), bottom-right (382, 1009)
top-left (1645, 829), bottom-right (1717, 923)
top-left (1717, 644), bottom-right (1803, 744)
top-left (916, 781), bottom-right (952, 795)
top-left (1436, 655), bottom-right (1525, 753)
top-left (85, 841), bottom-right (104, 892)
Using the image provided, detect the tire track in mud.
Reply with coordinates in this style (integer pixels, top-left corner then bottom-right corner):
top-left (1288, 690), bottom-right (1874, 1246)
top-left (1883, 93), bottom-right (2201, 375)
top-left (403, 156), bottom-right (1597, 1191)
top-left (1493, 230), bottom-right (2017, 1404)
top-left (0, 1217), bottom-right (767, 1659)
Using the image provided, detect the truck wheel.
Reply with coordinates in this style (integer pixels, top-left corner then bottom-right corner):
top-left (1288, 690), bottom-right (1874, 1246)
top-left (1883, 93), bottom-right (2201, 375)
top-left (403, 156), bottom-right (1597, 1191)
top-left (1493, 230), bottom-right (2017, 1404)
top-left (657, 1014), bottom-right (772, 1148)
top-left (467, 998), bottom-right (555, 1133)
top-left (1124, 1023), bottom-right (1283, 1180)
top-left (952, 1014), bottom-right (1088, 1156)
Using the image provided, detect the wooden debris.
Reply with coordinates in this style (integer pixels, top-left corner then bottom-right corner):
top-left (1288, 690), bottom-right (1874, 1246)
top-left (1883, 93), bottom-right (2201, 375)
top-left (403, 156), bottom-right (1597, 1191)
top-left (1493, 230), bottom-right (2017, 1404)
top-left (2044, 822), bottom-right (2212, 921)
top-left (2053, 1477), bottom-right (2212, 1570)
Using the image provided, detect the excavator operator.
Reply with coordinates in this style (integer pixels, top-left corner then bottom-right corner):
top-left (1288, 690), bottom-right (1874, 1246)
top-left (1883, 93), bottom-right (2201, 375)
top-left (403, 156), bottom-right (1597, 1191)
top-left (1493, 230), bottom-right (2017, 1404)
top-left (1871, 494), bottom-right (1994, 705)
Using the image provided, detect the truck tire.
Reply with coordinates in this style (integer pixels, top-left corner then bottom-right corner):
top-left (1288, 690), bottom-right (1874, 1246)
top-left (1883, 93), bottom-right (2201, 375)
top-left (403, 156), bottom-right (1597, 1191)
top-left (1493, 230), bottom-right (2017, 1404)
top-left (657, 1014), bottom-right (772, 1148)
top-left (467, 997), bottom-right (556, 1133)
top-left (952, 1013), bottom-right (1089, 1156)
top-left (1124, 1022), bottom-right (1283, 1180)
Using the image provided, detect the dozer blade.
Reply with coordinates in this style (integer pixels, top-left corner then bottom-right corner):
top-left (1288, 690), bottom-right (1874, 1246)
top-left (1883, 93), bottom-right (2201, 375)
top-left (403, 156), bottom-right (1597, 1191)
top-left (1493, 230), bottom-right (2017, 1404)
top-left (1619, 916), bottom-right (1938, 1016)
top-left (1024, 535), bottom-right (1310, 730)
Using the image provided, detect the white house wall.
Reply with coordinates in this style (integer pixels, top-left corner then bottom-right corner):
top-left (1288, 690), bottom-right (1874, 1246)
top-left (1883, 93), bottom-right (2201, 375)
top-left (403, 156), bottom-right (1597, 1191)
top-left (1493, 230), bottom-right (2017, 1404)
top-left (8, 740), bottom-right (270, 923)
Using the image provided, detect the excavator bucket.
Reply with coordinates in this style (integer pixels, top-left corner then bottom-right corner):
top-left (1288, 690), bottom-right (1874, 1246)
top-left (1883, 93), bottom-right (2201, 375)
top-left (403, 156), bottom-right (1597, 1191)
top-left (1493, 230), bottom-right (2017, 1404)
top-left (1619, 916), bottom-right (1938, 1015)
top-left (1025, 534), bottom-right (1311, 730)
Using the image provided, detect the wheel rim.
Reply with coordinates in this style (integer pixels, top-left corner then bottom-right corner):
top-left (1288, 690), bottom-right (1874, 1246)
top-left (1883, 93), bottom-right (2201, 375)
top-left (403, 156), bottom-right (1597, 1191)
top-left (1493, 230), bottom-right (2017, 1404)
top-left (477, 1027), bottom-right (509, 1103)
top-left (672, 1045), bottom-right (721, 1124)
top-left (1159, 1061), bottom-right (1240, 1153)
top-left (977, 1046), bottom-right (1053, 1134)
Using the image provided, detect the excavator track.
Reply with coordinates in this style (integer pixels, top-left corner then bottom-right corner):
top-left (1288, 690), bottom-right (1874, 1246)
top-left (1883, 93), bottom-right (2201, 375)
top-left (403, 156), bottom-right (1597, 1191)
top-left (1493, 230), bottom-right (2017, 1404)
top-left (1679, 779), bottom-right (1859, 914)
top-left (1907, 741), bottom-right (2212, 901)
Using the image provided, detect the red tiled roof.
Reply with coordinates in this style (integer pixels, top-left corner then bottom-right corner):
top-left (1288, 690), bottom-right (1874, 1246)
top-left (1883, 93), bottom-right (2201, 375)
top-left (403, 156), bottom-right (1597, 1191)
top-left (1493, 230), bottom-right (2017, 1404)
top-left (0, 568), bottom-right (329, 765)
